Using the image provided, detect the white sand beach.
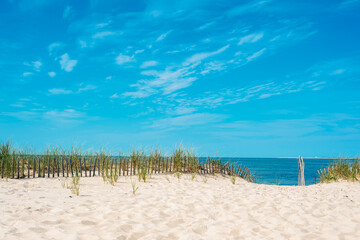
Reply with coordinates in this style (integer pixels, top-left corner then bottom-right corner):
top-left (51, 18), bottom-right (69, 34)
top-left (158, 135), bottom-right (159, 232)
top-left (1, 175), bottom-right (360, 240)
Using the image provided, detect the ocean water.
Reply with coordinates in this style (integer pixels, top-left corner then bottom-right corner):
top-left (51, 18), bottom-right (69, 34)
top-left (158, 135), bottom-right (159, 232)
top-left (222, 157), bottom-right (354, 186)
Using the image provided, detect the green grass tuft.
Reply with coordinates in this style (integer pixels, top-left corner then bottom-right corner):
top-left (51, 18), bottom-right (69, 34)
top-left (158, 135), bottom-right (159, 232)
top-left (318, 158), bottom-right (360, 183)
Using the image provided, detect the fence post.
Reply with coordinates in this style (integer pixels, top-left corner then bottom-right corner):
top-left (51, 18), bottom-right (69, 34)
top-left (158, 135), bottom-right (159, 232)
top-left (298, 156), bottom-right (305, 186)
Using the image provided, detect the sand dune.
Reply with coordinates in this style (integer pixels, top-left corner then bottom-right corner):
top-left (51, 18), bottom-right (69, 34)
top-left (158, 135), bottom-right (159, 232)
top-left (1, 174), bottom-right (359, 240)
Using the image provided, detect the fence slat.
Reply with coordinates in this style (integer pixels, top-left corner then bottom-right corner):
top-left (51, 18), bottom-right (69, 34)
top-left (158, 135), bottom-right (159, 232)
top-left (52, 158), bottom-right (55, 178)
top-left (33, 157), bottom-right (36, 178)
top-left (1, 156), bottom-right (4, 178)
top-left (56, 158), bottom-right (59, 177)
top-left (61, 157), bottom-right (64, 177)
top-left (27, 156), bottom-right (30, 178)
top-left (70, 157), bottom-right (73, 177)
top-left (93, 157), bottom-right (97, 177)
top-left (12, 156), bottom-right (15, 179)
top-left (17, 157), bottom-right (20, 179)
top-left (74, 157), bottom-right (78, 177)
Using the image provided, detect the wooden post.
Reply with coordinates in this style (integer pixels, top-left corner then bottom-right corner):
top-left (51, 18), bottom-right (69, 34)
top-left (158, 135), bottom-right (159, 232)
top-left (52, 158), bottom-right (55, 178)
top-left (298, 156), bottom-right (305, 186)
top-left (93, 157), bottom-right (97, 177)
top-left (38, 157), bottom-right (41, 178)
top-left (84, 157), bottom-right (87, 177)
top-left (0, 156), bottom-right (2, 179)
top-left (27, 156), bottom-right (30, 178)
top-left (61, 157), bottom-right (65, 177)
top-left (66, 157), bottom-right (69, 177)
top-left (17, 156), bottom-right (20, 179)
top-left (47, 157), bottom-right (50, 178)
top-left (33, 157), bottom-right (36, 178)
top-left (56, 158), bottom-right (59, 177)
top-left (122, 158), bottom-right (126, 176)
top-left (79, 157), bottom-right (83, 177)
top-left (89, 157), bottom-right (92, 177)
top-left (21, 156), bottom-right (25, 178)
top-left (12, 155), bottom-right (15, 179)
top-left (119, 157), bottom-right (121, 176)
top-left (70, 157), bottom-right (74, 177)
top-left (74, 157), bottom-right (78, 177)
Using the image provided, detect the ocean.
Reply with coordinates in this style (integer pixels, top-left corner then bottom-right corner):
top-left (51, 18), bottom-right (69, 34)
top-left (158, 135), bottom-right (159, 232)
top-left (221, 157), bottom-right (354, 186)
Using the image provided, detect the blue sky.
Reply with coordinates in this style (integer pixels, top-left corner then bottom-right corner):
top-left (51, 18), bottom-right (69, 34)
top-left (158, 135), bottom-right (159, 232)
top-left (1, 0), bottom-right (359, 157)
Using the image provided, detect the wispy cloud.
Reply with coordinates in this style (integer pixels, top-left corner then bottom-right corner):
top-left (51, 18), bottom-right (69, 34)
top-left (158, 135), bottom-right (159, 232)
top-left (23, 72), bottom-right (32, 77)
top-left (246, 48), bottom-right (266, 61)
top-left (63, 5), bottom-right (72, 19)
top-left (115, 54), bottom-right (135, 65)
top-left (337, 0), bottom-right (360, 9)
top-left (48, 88), bottom-right (73, 95)
top-left (48, 72), bottom-right (56, 77)
top-left (150, 113), bottom-right (227, 129)
top-left (78, 84), bottom-right (97, 93)
top-left (238, 32), bottom-right (264, 45)
top-left (183, 45), bottom-right (229, 66)
top-left (227, 0), bottom-right (271, 17)
top-left (214, 114), bottom-right (360, 138)
top-left (48, 84), bottom-right (97, 95)
top-left (156, 31), bottom-right (172, 42)
top-left (140, 60), bottom-right (158, 68)
top-left (48, 42), bottom-right (64, 56)
top-left (59, 53), bottom-right (78, 72)
top-left (92, 31), bottom-right (116, 39)
top-left (43, 109), bottom-right (85, 123)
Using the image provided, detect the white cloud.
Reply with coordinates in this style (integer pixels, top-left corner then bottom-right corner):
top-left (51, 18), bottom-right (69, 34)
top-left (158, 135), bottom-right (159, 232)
top-left (227, 0), bottom-right (270, 17)
top-left (92, 31), bottom-right (116, 39)
top-left (32, 61), bottom-right (42, 71)
top-left (48, 88), bottom-right (73, 95)
top-left (156, 31), bottom-right (171, 42)
top-left (43, 109), bottom-right (85, 123)
top-left (135, 49), bottom-right (144, 54)
top-left (78, 84), bottom-right (97, 93)
top-left (150, 113), bottom-right (227, 129)
top-left (110, 93), bottom-right (120, 99)
top-left (331, 69), bottom-right (346, 75)
top-left (246, 48), bottom-right (266, 62)
top-left (23, 72), bottom-right (32, 77)
top-left (183, 45), bottom-right (229, 66)
top-left (201, 61), bottom-right (225, 75)
top-left (238, 32), bottom-right (264, 45)
top-left (338, 0), bottom-right (360, 9)
top-left (197, 21), bottom-right (216, 31)
top-left (79, 40), bottom-right (87, 48)
top-left (59, 53), bottom-right (78, 72)
top-left (48, 42), bottom-right (63, 55)
top-left (140, 60), bottom-right (158, 68)
top-left (63, 5), bottom-right (72, 19)
top-left (48, 72), bottom-right (56, 77)
top-left (115, 54), bottom-right (135, 65)
top-left (48, 85), bottom-right (96, 95)
top-left (1, 111), bottom-right (38, 121)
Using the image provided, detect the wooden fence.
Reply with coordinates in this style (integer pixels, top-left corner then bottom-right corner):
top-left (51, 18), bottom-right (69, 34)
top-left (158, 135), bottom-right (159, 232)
top-left (0, 155), bottom-right (255, 182)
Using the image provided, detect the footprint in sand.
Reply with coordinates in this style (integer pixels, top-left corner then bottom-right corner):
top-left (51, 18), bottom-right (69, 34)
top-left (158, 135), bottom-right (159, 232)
top-left (29, 227), bottom-right (48, 233)
top-left (192, 224), bottom-right (208, 234)
top-left (81, 220), bottom-right (97, 225)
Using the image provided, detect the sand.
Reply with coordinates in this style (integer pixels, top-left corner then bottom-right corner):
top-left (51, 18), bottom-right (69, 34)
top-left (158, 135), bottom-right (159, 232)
top-left (1, 174), bottom-right (360, 240)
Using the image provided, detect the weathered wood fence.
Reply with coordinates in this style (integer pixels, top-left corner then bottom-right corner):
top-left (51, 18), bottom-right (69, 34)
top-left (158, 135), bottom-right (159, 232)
top-left (0, 155), bottom-right (255, 181)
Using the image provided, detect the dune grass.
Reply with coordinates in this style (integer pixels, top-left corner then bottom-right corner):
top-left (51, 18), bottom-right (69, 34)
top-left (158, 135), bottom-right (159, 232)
top-left (0, 140), bottom-right (256, 183)
top-left (318, 158), bottom-right (360, 183)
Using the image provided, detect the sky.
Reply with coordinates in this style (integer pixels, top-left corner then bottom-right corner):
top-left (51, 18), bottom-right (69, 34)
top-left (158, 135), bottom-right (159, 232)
top-left (0, 0), bottom-right (359, 157)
